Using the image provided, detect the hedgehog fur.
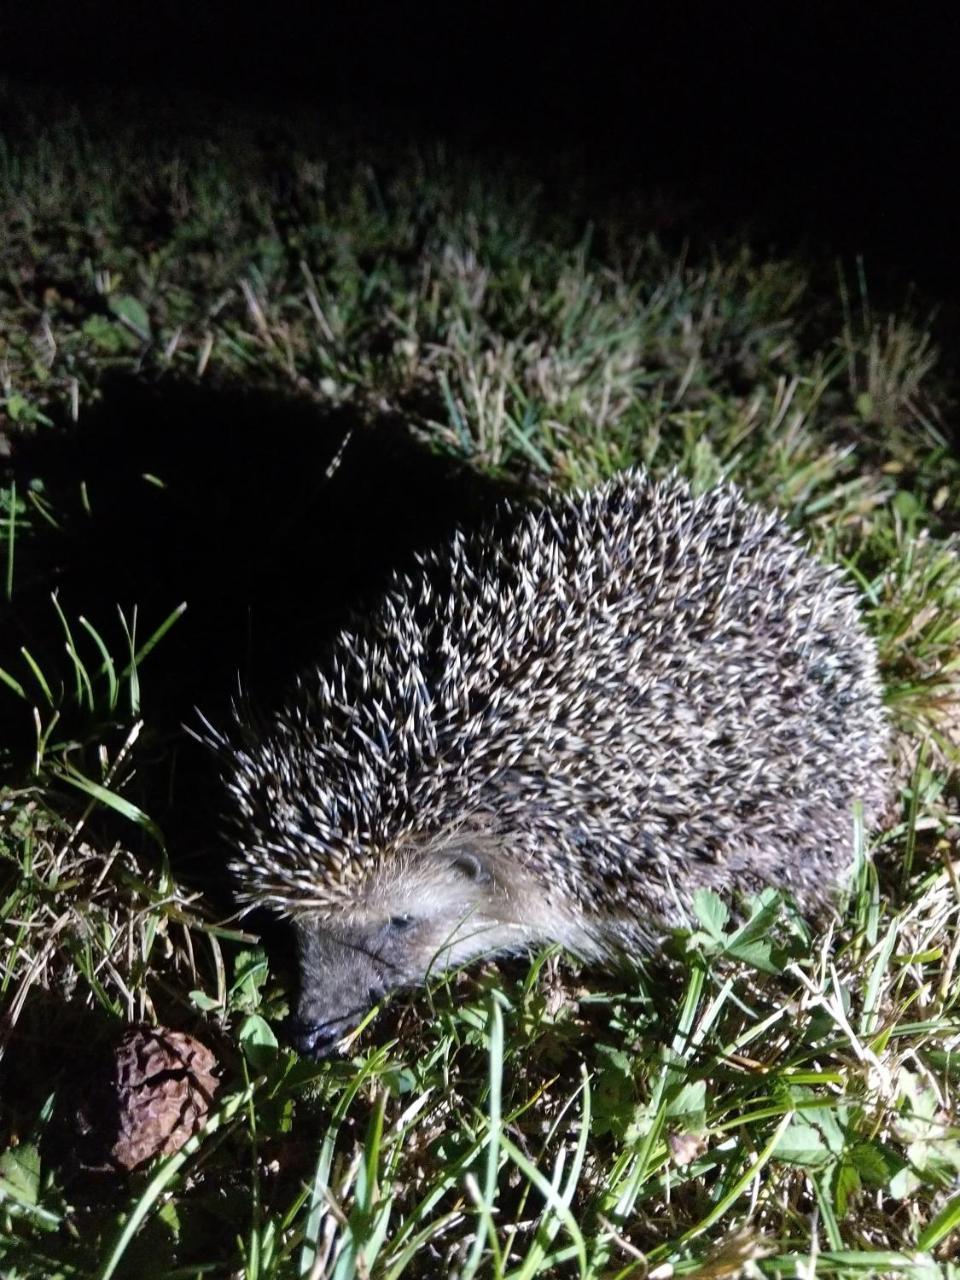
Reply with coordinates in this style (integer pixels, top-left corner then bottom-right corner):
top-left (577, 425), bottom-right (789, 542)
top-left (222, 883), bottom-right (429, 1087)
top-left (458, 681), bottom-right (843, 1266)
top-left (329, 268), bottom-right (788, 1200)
top-left (214, 467), bottom-right (890, 1055)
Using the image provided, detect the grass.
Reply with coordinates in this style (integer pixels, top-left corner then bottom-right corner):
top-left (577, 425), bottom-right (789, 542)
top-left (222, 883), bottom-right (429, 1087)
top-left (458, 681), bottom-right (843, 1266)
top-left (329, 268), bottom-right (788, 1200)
top-left (1, 94), bottom-right (960, 1278)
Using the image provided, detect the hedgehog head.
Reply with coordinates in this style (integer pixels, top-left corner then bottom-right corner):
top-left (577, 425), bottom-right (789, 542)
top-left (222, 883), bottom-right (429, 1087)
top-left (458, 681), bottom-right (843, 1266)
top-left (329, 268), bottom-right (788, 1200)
top-left (287, 834), bottom-right (537, 1055)
top-left (224, 718), bottom-right (598, 1056)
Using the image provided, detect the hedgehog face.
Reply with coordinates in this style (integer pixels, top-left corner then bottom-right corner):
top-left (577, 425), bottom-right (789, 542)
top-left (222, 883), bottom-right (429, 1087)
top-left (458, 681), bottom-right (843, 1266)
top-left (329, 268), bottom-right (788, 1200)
top-left (289, 845), bottom-right (510, 1057)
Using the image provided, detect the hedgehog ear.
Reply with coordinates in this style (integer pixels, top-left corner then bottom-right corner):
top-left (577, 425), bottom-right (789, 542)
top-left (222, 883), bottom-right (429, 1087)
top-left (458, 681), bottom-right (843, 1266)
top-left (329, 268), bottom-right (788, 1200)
top-left (449, 849), bottom-right (492, 885)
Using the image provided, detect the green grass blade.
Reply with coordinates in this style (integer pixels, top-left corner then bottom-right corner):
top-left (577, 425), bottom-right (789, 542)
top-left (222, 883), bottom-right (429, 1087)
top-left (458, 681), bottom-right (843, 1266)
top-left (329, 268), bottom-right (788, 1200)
top-left (97, 1084), bottom-right (257, 1280)
top-left (461, 995), bottom-right (505, 1280)
top-left (0, 663), bottom-right (27, 699)
top-left (917, 1188), bottom-right (960, 1250)
top-left (79, 614), bottom-right (119, 709)
top-left (55, 763), bottom-right (166, 849)
top-left (499, 1131), bottom-right (588, 1280)
top-left (50, 592), bottom-right (90, 709)
top-left (19, 646), bottom-right (54, 706)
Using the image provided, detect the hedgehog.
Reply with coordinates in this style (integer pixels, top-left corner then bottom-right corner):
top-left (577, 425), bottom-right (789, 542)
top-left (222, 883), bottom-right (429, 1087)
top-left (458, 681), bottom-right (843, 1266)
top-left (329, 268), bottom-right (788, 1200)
top-left (212, 467), bottom-right (890, 1056)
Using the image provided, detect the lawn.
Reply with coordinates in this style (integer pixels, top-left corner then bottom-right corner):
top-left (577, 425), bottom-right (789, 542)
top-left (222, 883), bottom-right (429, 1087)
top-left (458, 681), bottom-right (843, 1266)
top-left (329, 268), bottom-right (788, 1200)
top-left (1, 97), bottom-right (959, 1278)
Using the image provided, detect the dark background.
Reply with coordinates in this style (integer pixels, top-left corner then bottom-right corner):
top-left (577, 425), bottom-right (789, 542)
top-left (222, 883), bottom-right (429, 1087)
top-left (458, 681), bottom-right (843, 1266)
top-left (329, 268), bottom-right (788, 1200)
top-left (1, 1), bottom-right (957, 295)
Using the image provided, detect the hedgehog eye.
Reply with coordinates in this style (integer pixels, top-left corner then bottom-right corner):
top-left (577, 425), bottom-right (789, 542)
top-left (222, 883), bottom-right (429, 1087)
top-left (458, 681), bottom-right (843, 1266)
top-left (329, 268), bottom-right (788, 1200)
top-left (389, 914), bottom-right (414, 930)
top-left (450, 850), bottom-right (491, 884)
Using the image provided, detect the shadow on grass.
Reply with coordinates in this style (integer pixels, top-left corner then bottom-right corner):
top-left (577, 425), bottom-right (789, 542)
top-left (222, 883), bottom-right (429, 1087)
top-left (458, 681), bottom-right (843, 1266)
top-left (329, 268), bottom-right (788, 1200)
top-left (4, 372), bottom-right (512, 891)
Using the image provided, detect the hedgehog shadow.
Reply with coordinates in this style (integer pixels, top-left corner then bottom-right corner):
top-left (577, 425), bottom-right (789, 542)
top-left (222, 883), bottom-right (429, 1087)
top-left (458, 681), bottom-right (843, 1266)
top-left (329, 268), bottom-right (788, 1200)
top-left (6, 374), bottom-right (514, 900)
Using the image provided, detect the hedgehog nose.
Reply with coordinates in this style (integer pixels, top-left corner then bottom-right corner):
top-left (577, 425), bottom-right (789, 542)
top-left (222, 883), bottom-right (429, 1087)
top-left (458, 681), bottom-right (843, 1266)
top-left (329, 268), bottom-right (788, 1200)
top-left (288, 1018), bottom-right (342, 1059)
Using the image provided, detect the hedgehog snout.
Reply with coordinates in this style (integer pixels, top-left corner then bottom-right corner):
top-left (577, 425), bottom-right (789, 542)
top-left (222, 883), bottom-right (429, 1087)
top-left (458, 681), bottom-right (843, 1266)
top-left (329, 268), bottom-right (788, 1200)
top-left (291, 915), bottom-right (425, 1058)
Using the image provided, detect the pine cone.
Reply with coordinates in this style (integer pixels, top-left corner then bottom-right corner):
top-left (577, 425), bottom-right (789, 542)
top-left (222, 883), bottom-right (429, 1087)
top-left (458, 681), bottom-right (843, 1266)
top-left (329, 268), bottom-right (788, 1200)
top-left (108, 1027), bottom-right (219, 1172)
